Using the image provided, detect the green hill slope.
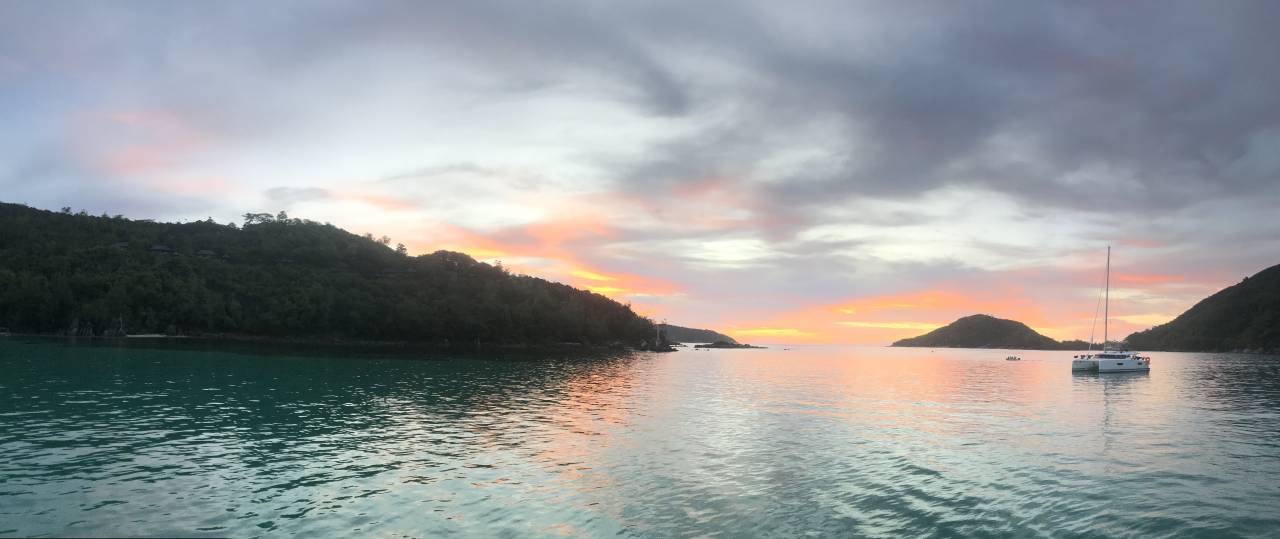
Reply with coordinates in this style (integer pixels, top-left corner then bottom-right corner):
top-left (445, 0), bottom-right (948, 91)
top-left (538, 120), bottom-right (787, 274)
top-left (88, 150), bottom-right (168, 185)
top-left (0, 202), bottom-right (653, 344)
top-left (1126, 264), bottom-right (1280, 353)
top-left (659, 324), bottom-right (737, 344)
top-left (891, 314), bottom-right (1063, 349)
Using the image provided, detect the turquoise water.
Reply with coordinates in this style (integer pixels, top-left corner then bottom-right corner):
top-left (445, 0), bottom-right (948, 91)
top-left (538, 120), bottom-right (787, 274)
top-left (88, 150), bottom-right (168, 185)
top-left (2, 339), bottom-right (1279, 537)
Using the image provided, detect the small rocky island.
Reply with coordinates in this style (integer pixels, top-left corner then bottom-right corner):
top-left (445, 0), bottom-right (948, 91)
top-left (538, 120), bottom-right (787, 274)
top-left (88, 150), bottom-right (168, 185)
top-left (659, 324), bottom-right (738, 345)
top-left (694, 340), bottom-right (767, 349)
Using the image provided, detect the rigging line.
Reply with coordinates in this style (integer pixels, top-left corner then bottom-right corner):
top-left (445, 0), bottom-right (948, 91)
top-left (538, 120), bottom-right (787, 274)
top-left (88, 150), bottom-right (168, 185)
top-left (1089, 281), bottom-right (1104, 350)
top-left (1088, 249), bottom-right (1107, 351)
top-left (1103, 246), bottom-right (1111, 346)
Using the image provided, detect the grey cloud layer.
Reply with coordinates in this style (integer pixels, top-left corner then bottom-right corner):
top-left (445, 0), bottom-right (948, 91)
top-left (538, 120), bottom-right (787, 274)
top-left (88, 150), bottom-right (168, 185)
top-left (602, 1), bottom-right (1280, 215)
top-left (6, 1), bottom-right (1276, 207)
top-left (3, 0), bottom-right (1278, 328)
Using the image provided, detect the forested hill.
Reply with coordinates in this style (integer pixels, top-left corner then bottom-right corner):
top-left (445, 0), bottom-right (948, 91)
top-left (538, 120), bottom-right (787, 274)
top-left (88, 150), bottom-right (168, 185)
top-left (0, 202), bottom-right (654, 344)
top-left (891, 314), bottom-right (1089, 350)
top-left (659, 324), bottom-right (737, 344)
top-left (1125, 263), bottom-right (1280, 353)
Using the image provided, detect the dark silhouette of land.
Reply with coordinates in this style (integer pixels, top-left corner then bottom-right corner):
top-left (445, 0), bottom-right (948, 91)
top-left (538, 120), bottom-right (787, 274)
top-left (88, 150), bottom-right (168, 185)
top-left (892, 314), bottom-right (1092, 350)
top-left (693, 341), bottom-right (766, 349)
top-left (0, 202), bottom-right (656, 346)
top-left (659, 324), bottom-right (737, 344)
top-left (1126, 263), bottom-right (1280, 353)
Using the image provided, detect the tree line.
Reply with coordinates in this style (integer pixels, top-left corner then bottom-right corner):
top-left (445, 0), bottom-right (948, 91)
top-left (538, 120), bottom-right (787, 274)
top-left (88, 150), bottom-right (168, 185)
top-left (0, 202), bottom-right (655, 345)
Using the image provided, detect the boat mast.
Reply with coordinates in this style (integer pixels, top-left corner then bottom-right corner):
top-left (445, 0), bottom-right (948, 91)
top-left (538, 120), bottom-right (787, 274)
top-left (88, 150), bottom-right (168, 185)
top-left (1103, 245), bottom-right (1110, 349)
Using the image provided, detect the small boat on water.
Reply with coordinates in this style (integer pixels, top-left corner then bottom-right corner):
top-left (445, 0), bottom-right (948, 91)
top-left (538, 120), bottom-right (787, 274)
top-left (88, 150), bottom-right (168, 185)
top-left (1006, 355), bottom-right (1021, 361)
top-left (1072, 246), bottom-right (1151, 373)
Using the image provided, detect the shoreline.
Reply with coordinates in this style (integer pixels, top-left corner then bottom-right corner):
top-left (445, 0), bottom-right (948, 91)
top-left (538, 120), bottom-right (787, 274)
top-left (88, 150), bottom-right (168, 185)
top-left (0, 332), bottom-right (664, 356)
top-left (890, 343), bottom-right (1279, 355)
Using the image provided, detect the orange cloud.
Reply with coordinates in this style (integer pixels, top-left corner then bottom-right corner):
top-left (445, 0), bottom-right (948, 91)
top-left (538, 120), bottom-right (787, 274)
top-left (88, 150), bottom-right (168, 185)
top-left (569, 266), bottom-right (681, 304)
top-left (403, 220), bottom-right (511, 259)
top-left (388, 210), bottom-right (681, 316)
top-left (837, 321), bottom-right (942, 330)
top-left (732, 327), bottom-right (817, 338)
top-left (710, 284), bottom-right (1065, 345)
top-left (834, 290), bottom-right (977, 314)
top-left (1113, 273), bottom-right (1183, 285)
top-left (76, 108), bottom-right (233, 198)
top-left (99, 146), bottom-right (170, 175)
top-left (587, 286), bottom-right (628, 294)
top-left (571, 269), bottom-right (616, 281)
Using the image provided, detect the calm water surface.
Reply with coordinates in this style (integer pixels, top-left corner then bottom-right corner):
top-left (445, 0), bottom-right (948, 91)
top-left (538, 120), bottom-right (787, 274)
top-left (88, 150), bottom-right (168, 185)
top-left (2, 338), bottom-right (1279, 537)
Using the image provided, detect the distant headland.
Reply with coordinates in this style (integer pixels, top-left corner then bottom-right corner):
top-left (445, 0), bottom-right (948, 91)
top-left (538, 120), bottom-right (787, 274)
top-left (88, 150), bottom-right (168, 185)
top-left (0, 202), bottom-right (667, 349)
top-left (1125, 263), bottom-right (1280, 354)
top-left (659, 324), bottom-right (738, 345)
top-left (694, 341), bottom-right (766, 349)
top-left (891, 314), bottom-right (1088, 350)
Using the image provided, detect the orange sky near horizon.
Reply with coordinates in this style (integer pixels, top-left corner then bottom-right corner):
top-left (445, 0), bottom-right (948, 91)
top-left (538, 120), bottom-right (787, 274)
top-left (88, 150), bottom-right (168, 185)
top-left (56, 105), bottom-right (1230, 346)
top-left (373, 209), bottom-right (1224, 346)
top-left (8, 2), bottom-right (1276, 348)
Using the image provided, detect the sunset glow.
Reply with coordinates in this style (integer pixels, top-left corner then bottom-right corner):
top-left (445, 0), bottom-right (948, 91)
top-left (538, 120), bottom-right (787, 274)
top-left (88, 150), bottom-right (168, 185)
top-left (4, 1), bottom-right (1277, 345)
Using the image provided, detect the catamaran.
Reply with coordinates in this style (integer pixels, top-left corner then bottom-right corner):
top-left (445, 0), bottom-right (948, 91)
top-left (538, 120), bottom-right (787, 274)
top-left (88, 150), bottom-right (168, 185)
top-left (1071, 246), bottom-right (1151, 372)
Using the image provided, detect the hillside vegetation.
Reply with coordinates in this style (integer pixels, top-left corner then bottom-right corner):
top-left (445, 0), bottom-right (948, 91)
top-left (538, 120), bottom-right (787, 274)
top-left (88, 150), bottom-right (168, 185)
top-left (891, 314), bottom-right (1090, 350)
top-left (1126, 264), bottom-right (1280, 353)
top-left (0, 203), bottom-right (654, 345)
top-left (659, 324), bottom-right (737, 344)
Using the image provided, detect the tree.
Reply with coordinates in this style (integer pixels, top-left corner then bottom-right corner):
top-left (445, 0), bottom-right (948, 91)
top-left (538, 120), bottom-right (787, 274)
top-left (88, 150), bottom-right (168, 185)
top-left (0, 202), bottom-right (656, 345)
top-left (243, 213), bottom-right (274, 226)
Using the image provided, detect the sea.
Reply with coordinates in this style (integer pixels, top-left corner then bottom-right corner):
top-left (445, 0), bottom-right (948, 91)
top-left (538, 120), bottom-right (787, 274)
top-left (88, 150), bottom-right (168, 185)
top-left (2, 338), bottom-right (1278, 537)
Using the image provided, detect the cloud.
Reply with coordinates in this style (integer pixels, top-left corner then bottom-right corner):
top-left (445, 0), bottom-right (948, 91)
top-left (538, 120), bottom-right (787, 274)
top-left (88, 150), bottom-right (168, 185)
top-left (583, 1), bottom-right (1280, 226)
top-left (265, 187), bottom-right (331, 206)
top-left (3, 1), bottom-right (1279, 342)
top-left (11, 2), bottom-right (1278, 215)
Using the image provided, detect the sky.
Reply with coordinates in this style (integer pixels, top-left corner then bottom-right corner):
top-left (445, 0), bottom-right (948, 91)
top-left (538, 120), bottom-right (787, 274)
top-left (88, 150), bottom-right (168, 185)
top-left (3, 1), bottom-right (1279, 344)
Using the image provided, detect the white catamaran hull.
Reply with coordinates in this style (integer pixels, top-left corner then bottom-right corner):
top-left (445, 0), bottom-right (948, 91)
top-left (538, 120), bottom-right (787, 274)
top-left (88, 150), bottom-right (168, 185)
top-left (1073, 355), bottom-right (1150, 372)
top-left (1097, 358), bottom-right (1150, 372)
top-left (1072, 359), bottom-right (1099, 371)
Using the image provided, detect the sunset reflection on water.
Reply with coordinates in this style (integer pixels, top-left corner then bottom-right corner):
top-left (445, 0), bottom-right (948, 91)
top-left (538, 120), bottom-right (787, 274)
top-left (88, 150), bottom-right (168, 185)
top-left (2, 340), bottom-right (1277, 537)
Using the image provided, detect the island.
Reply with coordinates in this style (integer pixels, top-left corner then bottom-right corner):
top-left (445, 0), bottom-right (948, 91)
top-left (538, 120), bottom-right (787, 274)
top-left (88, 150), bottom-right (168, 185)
top-left (892, 314), bottom-right (1090, 350)
top-left (694, 340), bottom-right (766, 349)
top-left (659, 324), bottom-right (738, 345)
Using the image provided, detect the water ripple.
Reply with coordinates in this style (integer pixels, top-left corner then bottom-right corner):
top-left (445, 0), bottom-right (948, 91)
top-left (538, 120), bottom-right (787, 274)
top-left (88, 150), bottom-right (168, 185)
top-left (1, 340), bottom-right (1279, 536)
